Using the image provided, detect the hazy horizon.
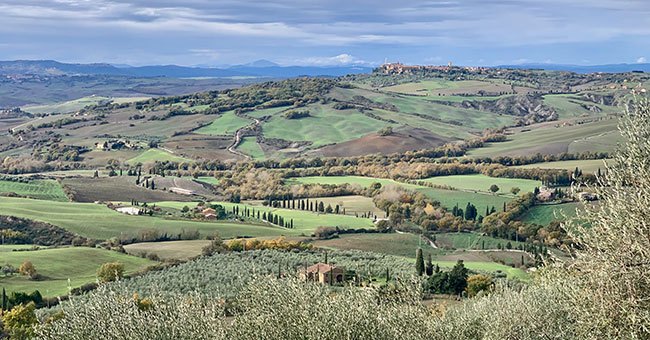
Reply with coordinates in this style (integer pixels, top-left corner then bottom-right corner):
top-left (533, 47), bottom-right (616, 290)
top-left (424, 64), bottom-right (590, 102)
top-left (1, 1), bottom-right (648, 67)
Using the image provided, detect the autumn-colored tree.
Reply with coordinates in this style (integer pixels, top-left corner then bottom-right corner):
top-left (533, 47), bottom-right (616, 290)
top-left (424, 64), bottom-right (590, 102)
top-left (2, 301), bottom-right (37, 339)
top-left (466, 274), bottom-right (494, 297)
top-left (97, 262), bottom-right (125, 283)
top-left (18, 261), bottom-right (37, 280)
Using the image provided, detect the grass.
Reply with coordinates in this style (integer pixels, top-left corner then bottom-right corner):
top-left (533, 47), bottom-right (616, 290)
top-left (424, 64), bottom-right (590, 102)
top-left (22, 96), bottom-right (149, 114)
top-left (0, 178), bottom-right (68, 201)
top-left (313, 233), bottom-right (437, 258)
top-left (368, 92), bottom-right (516, 132)
top-left (262, 104), bottom-right (393, 148)
top-left (195, 110), bottom-right (252, 136)
top-left (126, 148), bottom-right (191, 164)
top-left (154, 201), bottom-right (375, 235)
top-left (519, 203), bottom-right (580, 226)
top-left (421, 174), bottom-right (541, 194)
top-left (310, 233), bottom-right (528, 279)
top-left (0, 197), bottom-right (291, 240)
top-left (0, 246), bottom-right (154, 296)
top-left (286, 176), bottom-right (513, 211)
top-left (243, 105), bottom-right (291, 119)
top-left (194, 176), bottom-right (220, 185)
top-left (298, 195), bottom-right (386, 218)
top-left (468, 118), bottom-right (620, 157)
top-left (434, 232), bottom-right (528, 250)
top-left (383, 80), bottom-right (512, 98)
top-left (236, 137), bottom-right (266, 159)
top-left (513, 159), bottom-right (610, 174)
top-left (543, 94), bottom-right (619, 119)
top-left (434, 260), bottom-right (528, 280)
top-left (123, 240), bottom-right (211, 260)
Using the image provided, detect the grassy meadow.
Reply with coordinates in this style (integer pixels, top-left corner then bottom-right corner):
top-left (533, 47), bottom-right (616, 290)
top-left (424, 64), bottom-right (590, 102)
top-left (513, 159), bottom-right (610, 173)
top-left (127, 148), bottom-right (191, 164)
top-left (421, 174), bottom-right (541, 194)
top-left (286, 175), bottom-right (514, 211)
top-left (236, 137), bottom-right (266, 159)
top-left (195, 111), bottom-right (252, 136)
top-left (0, 178), bottom-right (68, 201)
top-left (467, 118), bottom-right (620, 157)
top-left (155, 201), bottom-right (376, 234)
top-left (123, 240), bottom-right (212, 260)
top-left (0, 197), bottom-right (290, 240)
top-left (519, 203), bottom-right (580, 226)
top-left (0, 246), bottom-right (154, 296)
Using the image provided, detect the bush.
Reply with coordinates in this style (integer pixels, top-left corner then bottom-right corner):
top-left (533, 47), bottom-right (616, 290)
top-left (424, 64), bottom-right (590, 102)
top-left (96, 262), bottom-right (125, 283)
top-left (3, 302), bottom-right (37, 339)
top-left (284, 110), bottom-right (311, 119)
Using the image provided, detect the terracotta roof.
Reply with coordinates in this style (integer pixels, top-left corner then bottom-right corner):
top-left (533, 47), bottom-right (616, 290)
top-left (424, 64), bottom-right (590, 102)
top-left (304, 263), bottom-right (341, 274)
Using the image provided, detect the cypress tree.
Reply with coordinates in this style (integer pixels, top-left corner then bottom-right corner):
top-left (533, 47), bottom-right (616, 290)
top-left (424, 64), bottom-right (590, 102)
top-left (415, 248), bottom-right (425, 276)
top-left (425, 254), bottom-right (433, 276)
top-left (2, 287), bottom-right (7, 312)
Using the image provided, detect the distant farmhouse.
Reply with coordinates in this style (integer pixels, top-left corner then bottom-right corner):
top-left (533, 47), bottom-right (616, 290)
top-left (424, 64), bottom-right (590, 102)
top-left (95, 139), bottom-right (139, 151)
top-left (299, 263), bottom-right (345, 285)
top-left (115, 206), bottom-right (142, 215)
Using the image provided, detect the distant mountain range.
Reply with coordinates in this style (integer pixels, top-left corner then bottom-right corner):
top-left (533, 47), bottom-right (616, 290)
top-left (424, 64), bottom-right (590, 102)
top-left (0, 60), bottom-right (372, 78)
top-left (498, 63), bottom-right (650, 73)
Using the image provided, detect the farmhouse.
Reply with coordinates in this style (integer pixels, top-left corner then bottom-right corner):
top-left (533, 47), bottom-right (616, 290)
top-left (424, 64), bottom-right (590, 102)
top-left (116, 206), bottom-right (142, 215)
top-left (299, 263), bottom-right (345, 285)
top-left (201, 208), bottom-right (217, 219)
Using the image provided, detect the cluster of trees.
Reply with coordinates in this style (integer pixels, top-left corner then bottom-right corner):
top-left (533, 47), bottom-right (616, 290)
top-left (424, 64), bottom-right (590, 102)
top-left (230, 204), bottom-right (295, 229)
top-left (265, 197), bottom-right (349, 216)
top-left (0, 215), bottom-right (91, 246)
top-left (480, 193), bottom-right (568, 246)
top-left (415, 249), bottom-right (493, 297)
top-left (284, 110), bottom-right (311, 119)
top-left (32, 143), bottom-right (87, 162)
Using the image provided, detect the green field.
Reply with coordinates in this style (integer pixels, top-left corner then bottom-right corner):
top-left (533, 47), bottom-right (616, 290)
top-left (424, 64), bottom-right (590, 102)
top-left (0, 178), bottom-right (68, 201)
top-left (286, 176), bottom-right (513, 211)
top-left (468, 118), bottom-right (620, 157)
top-left (262, 104), bottom-right (393, 148)
top-left (0, 197), bottom-right (291, 240)
top-left (22, 96), bottom-right (150, 115)
top-left (513, 159), bottom-right (610, 174)
top-left (520, 203), bottom-right (580, 225)
top-left (543, 94), bottom-right (620, 119)
top-left (434, 232), bottom-right (528, 250)
top-left (311, 233), bottom-right (527, 279)
top-left (195, 110), bottom-right (252, 136)
top-left (194, 176), bottom-right (220, 185)
top-left (421, 174), bottom-right (541, 194)
top-left (0, 246), bottom-right (154, 296)
top-left (236, 137), bottom-right (266, 159)
top-left (301, 195), bottom-right (386, 218)
top-left (434, 260), bottom-right (528, 280)
top-left (123, 240), bottom-right (211, 260)
top-left (127, 148), bottom-right (191, 164)
top-left (154, 201), bottom-right (375, 234)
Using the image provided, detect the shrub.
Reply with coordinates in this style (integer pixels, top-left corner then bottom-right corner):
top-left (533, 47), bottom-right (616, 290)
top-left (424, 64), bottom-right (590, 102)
top-left (96, 262), bottom-right (125, 283)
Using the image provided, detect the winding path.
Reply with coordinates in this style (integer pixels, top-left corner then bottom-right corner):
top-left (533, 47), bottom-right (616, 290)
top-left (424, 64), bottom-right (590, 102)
top-left (226, 117), bottom-right (261, 159)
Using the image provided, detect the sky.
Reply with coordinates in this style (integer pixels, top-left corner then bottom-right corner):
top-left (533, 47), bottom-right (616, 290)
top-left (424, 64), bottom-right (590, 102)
top-left (0, 0), bottom-right (649, 67)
